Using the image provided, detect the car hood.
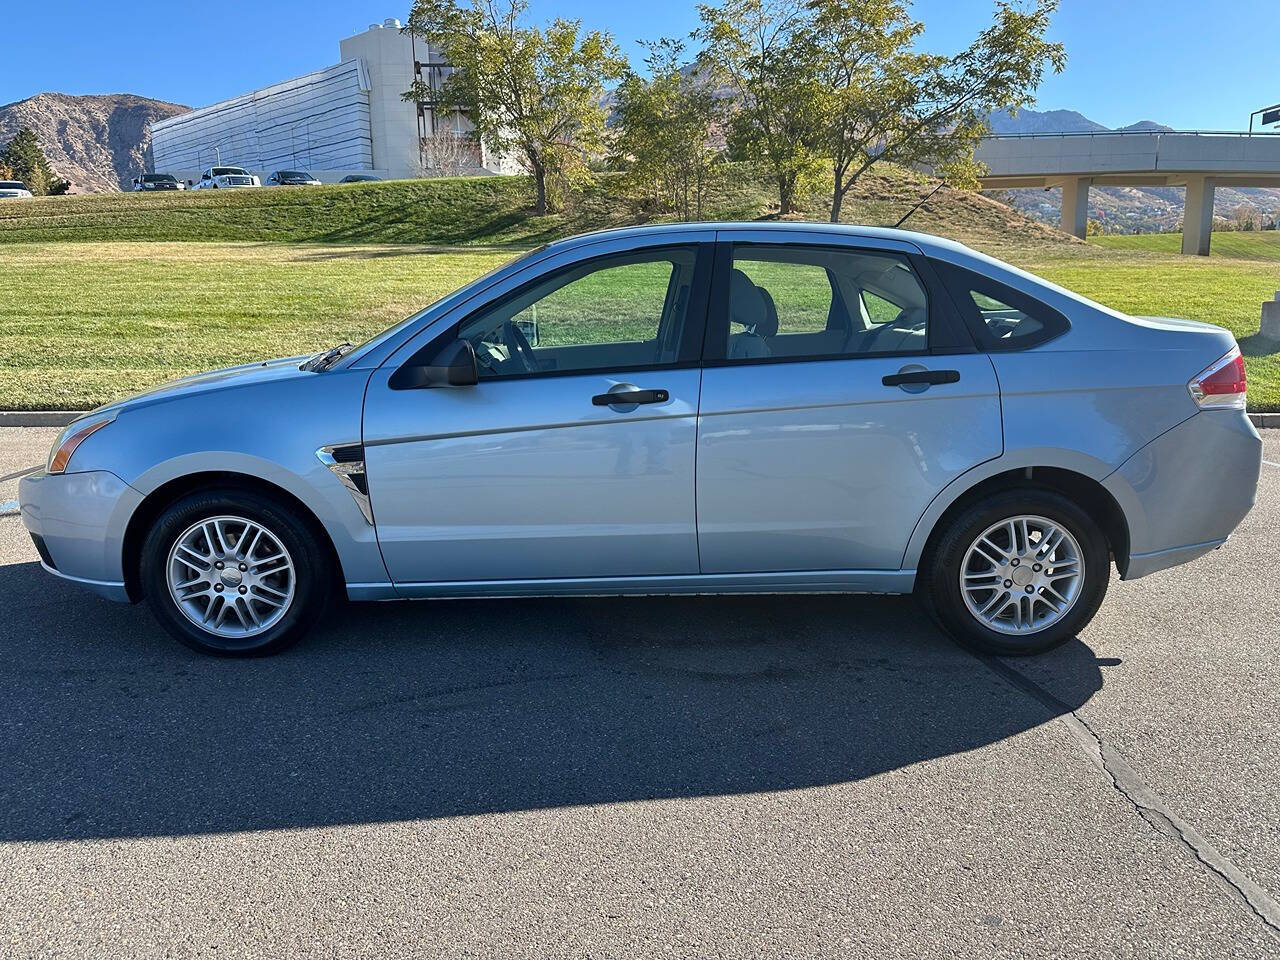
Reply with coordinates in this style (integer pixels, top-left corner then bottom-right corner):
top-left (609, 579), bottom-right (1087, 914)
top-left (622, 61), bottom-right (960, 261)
top-left (87, 355), bottom-right (313, 419)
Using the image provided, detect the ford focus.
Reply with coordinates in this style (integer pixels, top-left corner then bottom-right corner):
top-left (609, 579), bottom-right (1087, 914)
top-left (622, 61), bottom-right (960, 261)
top-left (19, 224), bottom-right (1262, 657)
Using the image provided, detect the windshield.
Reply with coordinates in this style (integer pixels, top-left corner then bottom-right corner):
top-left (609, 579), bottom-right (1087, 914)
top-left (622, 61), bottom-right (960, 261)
top-left (278, 171), bottom-right (310, 179)
top-left (0, 181), bottom-right (25, 190)
top-left (142, 174), bottom-right (175, 183)
top-left (211, 167), bottom-right (247, 176)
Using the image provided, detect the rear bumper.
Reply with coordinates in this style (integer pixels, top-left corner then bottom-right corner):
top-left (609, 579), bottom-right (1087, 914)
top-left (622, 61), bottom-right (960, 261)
top-left (1103, 410), bottom-right (1261, 580)
top-left (17, 469), bottom-right (142, 602)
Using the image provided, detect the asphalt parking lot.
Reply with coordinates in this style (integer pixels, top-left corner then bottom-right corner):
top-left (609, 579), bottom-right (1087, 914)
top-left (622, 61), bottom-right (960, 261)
top-left (1, 425), bottom-right (1278, 958)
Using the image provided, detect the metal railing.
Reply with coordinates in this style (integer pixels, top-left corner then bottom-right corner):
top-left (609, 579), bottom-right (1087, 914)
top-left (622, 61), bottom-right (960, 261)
top-left (980, 130), bottom-right (1280, 140)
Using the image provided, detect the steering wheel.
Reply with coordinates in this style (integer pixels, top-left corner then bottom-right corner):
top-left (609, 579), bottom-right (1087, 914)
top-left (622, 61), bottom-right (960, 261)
top-left (502, 320), bottom-right (538, 373)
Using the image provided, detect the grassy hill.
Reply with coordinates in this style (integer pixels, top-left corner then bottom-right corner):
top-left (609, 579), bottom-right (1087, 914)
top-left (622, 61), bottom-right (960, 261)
top-left (0, 166), bottom-right (1076, 257)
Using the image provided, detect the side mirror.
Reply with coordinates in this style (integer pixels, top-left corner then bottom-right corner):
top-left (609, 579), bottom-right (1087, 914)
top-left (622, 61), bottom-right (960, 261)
top-left (389, 338), bottom-right (479, 390)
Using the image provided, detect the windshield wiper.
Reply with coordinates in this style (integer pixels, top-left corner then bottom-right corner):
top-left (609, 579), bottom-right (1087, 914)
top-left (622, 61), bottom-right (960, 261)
top-left (301, 342), bottom-right (353, 372)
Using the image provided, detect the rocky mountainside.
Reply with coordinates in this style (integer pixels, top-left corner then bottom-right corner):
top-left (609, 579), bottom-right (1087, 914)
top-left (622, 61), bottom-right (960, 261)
top-left (985, 108), bottom-right (1279, 232)
top-left (0, 93), bottom-right (189, 192)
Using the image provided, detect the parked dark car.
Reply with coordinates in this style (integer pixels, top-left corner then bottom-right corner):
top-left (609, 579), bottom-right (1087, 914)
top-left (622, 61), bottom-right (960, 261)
top-left (339, 174), bottom-right (381, 183)
top-left (267, 170), bottom-right (322, 187)
top-left (132, 174), bottom-right (184, 192)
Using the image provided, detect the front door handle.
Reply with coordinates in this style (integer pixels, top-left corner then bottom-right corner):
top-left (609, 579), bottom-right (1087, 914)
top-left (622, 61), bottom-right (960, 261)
top-left (882, 369), bottom-right (960, 388)
top-left (592, 388), bottom-right (669, 406)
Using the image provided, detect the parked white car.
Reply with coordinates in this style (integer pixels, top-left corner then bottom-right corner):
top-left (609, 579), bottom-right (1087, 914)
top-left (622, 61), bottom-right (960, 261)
top-left (191, 166), bottom-right (260, 190)
top-left (0, 180), bottom-right (33, 199)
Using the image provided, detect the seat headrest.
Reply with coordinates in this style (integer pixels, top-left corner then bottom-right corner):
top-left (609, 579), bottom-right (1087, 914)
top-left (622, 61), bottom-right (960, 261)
top-left (754, 287), bottom-right (779, 338)
top-left (730, 269), bottom-right (767, 332)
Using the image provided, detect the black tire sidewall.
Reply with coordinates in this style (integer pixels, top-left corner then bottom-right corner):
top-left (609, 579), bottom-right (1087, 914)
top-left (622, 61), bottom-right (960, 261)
top-left (139, 489), bottom-right (327, 656)
top-left (926, 489), bottom-right (1110, 656)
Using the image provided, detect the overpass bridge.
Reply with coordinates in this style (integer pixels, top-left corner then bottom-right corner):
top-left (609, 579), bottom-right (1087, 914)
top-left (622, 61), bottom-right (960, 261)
top-left (974, 131), bottom-right (1280, 255)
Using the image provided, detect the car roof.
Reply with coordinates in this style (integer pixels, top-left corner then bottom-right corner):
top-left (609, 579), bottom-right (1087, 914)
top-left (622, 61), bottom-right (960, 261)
top-left (542, 221), bottom-right (976, 260)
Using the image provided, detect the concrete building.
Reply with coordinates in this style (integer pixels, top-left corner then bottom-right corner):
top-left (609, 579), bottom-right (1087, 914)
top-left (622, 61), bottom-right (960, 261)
top-left (974, 131), bottom-right (1280, 255)
top-left (150, 19), bottom-right (517, 183)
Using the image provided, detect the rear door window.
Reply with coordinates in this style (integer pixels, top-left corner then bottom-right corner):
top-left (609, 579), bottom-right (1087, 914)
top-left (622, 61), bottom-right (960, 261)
top-left (708, 244), bottom-right (931, 362)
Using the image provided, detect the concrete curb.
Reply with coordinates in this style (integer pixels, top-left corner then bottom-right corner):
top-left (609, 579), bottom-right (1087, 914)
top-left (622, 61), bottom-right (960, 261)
top-left (2, 410), bottom-right (1279, 429)
top-left (0, 412), bottom-right (83, 427)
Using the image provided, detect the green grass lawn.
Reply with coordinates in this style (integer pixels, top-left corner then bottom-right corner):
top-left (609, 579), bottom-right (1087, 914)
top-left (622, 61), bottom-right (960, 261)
top-left (0, 239), bottom-right (1276, 411)
top-left (1091, 231), bottom-right (1280, 261)
top-left (0, 243), bottom-right (513, 410)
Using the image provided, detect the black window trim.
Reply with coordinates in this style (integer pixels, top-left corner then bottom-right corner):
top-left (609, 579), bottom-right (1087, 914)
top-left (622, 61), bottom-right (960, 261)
top-left (391, 242), bottom-right (716, 386)
top-left (701, 240), bottom-right (975, 369)
top-left (930, 258), bottom-right (1071, 352)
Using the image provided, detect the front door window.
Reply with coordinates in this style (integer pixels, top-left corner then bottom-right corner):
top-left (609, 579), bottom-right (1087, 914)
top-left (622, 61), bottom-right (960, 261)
top-left (456, 247), bottom-right (702, 379)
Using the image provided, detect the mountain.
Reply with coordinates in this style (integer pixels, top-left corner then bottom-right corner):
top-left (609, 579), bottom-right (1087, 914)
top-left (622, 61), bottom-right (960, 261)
top-left (987, 108), bottom-right (1106, 135)
top-left (984, 108), bottom-right (1280, 233)
top-left (0, 93), bottom-right (189, 193)
top-left (1116, 120), bottom-right (1174, 133)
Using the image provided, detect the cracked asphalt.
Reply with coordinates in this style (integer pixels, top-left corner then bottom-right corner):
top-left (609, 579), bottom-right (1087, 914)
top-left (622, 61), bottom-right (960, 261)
top-left (1, 426), bottom-right (1278, 958)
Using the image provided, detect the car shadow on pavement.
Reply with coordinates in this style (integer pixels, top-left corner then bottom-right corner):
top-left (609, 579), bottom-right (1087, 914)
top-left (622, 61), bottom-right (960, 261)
top-left (0, 560), bottom-right (1104, 842)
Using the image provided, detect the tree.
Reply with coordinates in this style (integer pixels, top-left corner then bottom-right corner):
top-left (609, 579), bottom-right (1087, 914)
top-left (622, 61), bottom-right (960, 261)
top-left (612, 39), bottom-right (724, 220)
top-left (697, 0), bottom-right (827, 215)
top-left (417, 127), bottom-right (481, 177)
top-left (808, 0), bottom-right (1066, 223)
top-left (0, 127), bottom-right (63, 196)
top-left (404, 0), bottom-right (626, 215)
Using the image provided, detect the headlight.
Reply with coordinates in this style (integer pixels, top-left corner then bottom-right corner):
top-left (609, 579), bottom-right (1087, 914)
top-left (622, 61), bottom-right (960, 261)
top-left (47, 415), bottom-right (116, 474)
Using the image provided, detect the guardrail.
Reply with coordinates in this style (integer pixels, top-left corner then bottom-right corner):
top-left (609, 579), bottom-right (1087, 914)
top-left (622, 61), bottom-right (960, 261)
top-left (980, 130), bottom-right (1280, 140)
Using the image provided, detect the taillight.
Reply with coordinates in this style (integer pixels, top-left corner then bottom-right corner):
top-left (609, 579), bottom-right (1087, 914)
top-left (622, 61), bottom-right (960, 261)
top-left (1188, 346), bottom-right (1247, 410)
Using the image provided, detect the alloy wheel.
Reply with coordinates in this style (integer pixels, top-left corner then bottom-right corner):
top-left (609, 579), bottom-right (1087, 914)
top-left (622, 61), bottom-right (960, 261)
top-left (959, 514), bottom-right (1084, 636)
top-left (166, 515), bottom-right (296, 640)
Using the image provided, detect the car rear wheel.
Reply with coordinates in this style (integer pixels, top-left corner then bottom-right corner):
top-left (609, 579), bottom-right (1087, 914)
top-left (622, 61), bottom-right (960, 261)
top-left (140, 489), bottom-right (328, 656)
top-left (919, 489), bottom-right (1110, 656)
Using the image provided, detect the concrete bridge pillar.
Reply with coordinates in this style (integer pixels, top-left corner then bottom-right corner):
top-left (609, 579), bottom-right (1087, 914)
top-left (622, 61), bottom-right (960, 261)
top-left (1060, 177), bottom-right (1091, 239)
top-left (1182, 176), bottom-right (1216, 256)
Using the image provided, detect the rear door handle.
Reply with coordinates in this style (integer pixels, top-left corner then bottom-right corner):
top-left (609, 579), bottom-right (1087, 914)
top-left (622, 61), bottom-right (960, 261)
top-left (881, 369), bottom-right (960, 388)
top-left (592, 388), bottom-right (669, 406)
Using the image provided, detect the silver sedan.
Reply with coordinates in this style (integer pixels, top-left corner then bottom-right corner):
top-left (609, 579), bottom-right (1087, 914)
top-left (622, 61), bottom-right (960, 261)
top-left (19, 224), bottom-right (1262, 657)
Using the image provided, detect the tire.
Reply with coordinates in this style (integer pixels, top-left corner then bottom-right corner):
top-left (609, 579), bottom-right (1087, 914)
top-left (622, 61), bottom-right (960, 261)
top-left (139, 488), bottom-right (329, 657)
top-left (918, 488), bottom-right (1110, 656)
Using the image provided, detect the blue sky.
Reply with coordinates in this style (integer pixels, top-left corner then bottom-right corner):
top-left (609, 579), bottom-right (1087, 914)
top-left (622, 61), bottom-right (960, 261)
top-left (2, 0), bottom-right (1277, 130)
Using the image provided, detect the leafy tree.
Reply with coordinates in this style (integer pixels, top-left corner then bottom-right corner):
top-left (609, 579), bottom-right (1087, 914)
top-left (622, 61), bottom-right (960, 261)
top-left (1, 127), bottom-right (62, 196)
top-left (696, 0), bottom-right (1064, 221)
top-left (808, 0), bottom-right (1065, 223)
top-left (697, 0), bottom-right (826, 215)
top-left (404, 0), bottom-right (626, 215)
top-left (612, 39), bottom-right (724, 220)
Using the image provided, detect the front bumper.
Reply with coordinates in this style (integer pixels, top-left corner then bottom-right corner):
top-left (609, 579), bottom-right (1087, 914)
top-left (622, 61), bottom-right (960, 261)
top-left (1104, 410), bottom-right (1262, 580)
top-left (18, 469), bottom-right (143, 602)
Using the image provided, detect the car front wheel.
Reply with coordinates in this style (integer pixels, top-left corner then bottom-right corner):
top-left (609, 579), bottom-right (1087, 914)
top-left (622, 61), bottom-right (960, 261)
top-left (139, 489), bottom-right (329, 656)
top-left (920, 489), bottom-right (1110, 656)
